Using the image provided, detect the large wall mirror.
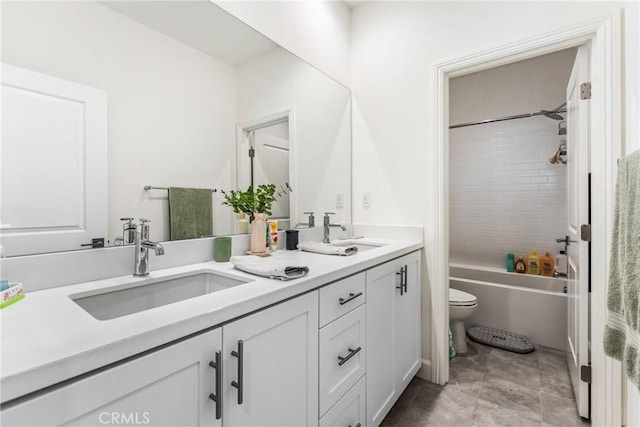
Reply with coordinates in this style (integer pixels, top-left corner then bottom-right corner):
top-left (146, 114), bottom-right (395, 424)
top-left (1, 0), bottom-right (351, 256)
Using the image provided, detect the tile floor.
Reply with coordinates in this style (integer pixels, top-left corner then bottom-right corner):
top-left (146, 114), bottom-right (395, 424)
top-left (381, 341), bottom-right (589, 426)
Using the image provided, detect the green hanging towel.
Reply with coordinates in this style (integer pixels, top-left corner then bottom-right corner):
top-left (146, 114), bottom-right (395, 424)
top-left (603, 149), bottom-right (640, 391)
top-left (168, 187), bottom-right (213, 241)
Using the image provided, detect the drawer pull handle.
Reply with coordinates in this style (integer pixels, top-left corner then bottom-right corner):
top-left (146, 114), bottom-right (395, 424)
top-left (338, 346), bottom-right (362, 366)
top-left (208, 350), bottom-right (222, 419)
top-left (348, 424), bottom-right (362, 427)
top-left (339, 291), bottom-right (363, 305)
top-left (231, 340), bottom-right (244, 405)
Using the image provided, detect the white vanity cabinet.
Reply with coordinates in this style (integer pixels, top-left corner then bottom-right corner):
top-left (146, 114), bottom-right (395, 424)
top-left (1, 328), bottom-right (223, 427)
top-left (318, 273), bottom-right (366, 425)
top-left (222, 291), bottom-right (318, 427)
top-left (2, 291), bottom-right (319, 427)
top-left (2, 246), bottom-right (423, 427)
top-left (366, 251), bottom-right (421, 426)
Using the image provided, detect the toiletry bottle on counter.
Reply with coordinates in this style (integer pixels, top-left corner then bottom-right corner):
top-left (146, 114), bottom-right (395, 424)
top-left (515, 256), bottom-right (527, 274)
top-left (268, 220), bottom-right (278, 251)
top-left (556, 250), bottom-right (568, 275)
top-left (527, 251), bottom-right (540, 275)
top-left (541, 252), bottom-right (555, 277)
top-left (506, 253), bottom-right (515, 272)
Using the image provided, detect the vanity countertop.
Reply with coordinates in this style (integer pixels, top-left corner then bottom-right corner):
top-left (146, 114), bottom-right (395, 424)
top-left (0, 238), bottom-right (422, 404)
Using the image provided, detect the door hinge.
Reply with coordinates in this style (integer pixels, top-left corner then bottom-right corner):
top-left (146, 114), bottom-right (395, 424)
top-left (580, 82), bottom-right (592, 100)
top-left (580, 365), bottom-right (592, 383)
top-left (248, 147), bottom-right (255, 158)
top-left (580, 224), bottom-right (591, 242)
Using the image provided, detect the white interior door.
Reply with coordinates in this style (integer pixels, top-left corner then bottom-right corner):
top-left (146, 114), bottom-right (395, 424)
top-left (1, 64), bottom-right (107, 256)
top-left (566, 45), bottom-right (590, 420)
top-left (253, 123), bottom-right (290, 227)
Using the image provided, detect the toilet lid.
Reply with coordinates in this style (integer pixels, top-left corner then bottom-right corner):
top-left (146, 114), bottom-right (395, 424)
top-left (449, 288), bottom-right (477, 306)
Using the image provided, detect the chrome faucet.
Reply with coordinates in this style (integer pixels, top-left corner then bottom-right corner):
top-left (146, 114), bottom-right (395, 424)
top-left (295, 211), bottom-right (315, 229)
top-left (134, 218), bottom-right (165, 277)
top-left (323, 212), bottom-right (347, 244)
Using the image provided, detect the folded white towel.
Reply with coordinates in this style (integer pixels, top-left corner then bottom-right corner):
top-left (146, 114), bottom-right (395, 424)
top-left (297, 241), bottom-right (358, 256)
top-left (230, 256), bottom-right (309, 281)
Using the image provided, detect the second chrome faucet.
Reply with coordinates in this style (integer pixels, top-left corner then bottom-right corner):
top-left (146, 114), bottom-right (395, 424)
top-left (323, 212), bottom-right (346, 244)
top-left (134, 218), bottom-right (165, 277)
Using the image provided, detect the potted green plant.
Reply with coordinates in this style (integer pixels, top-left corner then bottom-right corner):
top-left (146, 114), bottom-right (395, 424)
top-left (221, 184), bottom-right (289, 253)
top-left (221, 184), bottom-right (278, 219)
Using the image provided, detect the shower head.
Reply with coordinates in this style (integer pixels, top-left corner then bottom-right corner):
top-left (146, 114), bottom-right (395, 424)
top-left (540, 102), bottom-right (566, 121)
top-left (541, 110), bottom-right (565, 121)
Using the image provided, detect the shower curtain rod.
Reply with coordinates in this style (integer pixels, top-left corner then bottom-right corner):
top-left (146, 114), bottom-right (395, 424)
top-left (449, 108), bottom-right (567, 129)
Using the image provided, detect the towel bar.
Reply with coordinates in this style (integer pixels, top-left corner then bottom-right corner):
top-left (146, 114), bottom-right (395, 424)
top-left (144, 185), bottom-right (217, 192)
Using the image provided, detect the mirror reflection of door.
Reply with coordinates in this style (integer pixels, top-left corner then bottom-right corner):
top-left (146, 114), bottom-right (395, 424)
top-left (249, 121), bottom-right (290, 230)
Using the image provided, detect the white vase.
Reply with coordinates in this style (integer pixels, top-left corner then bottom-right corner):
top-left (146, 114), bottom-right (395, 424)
top-left (250, 213), bottom-right (268, 254)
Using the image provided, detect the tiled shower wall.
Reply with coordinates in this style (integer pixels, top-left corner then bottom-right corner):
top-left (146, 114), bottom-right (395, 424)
top-left (449, 120), bottom-right (568, 269)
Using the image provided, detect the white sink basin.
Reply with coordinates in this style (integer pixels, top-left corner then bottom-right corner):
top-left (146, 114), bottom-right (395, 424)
top-left (330, 241), bottom-right (386, 252)
top-left (71, 271), bottom-right (249, 320)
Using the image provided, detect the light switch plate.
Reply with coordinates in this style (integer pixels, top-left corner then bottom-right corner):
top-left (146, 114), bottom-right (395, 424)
top-left (362, 192), bottom-right (371, 208)
top-left (336, 193), bottom-right (344, 208)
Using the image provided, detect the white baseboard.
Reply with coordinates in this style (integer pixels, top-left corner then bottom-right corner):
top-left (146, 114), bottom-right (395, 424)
top-left (416, 358), bottom-right (432, 382)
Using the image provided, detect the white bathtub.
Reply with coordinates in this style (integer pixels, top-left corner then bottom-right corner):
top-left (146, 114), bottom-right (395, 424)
top-left (450, 263), bottom-right (568, 350)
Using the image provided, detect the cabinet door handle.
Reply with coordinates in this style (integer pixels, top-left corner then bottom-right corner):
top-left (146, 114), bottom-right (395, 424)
top-left (396, 267), bottom-right (405, 296)
top-left (348, 424), bottom-right (362, 427)
top-left (208, 350), bottom-right (222, 419)
top-left (396, 266), bottom-right (407, 295)
top-left (403, 265), bottom-right (408, 294)
top-left (231, 340), bottom-right (244, 405)
top-left (337, 346), bottom-right (362, 366)
top-left (339, 291), bottom-right (363, 305)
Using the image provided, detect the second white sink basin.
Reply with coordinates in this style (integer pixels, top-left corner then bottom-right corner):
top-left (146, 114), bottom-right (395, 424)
top-left (330, 241), bottom-right (385, 252)
top-left (71, 271), bottom-right (249, 321)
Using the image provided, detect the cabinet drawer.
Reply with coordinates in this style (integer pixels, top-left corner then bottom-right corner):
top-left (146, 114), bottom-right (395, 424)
top-left (319, 304), bottom-right (366, 416)
top-left (319, 376), bottom-right (366, 427)
top-left (319, 272), bottom-right (365, 327)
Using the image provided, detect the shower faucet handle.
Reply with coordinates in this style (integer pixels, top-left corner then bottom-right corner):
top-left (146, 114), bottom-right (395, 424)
top-left (556, 235), bottom-right (578, 245)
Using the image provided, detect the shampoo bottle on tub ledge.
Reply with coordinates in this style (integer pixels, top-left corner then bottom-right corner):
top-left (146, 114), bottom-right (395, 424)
top-left (527, 251), bottom-right (540, 275)
top-left (515, 256), bottom-right (527, 274)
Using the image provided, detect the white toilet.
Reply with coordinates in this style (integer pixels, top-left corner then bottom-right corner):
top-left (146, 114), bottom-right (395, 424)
top-left (449, 288), bottom-right (478, 354)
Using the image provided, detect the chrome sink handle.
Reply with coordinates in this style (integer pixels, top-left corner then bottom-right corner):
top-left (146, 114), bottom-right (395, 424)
top-left (323, 212), bottom-right (347, 244)
top-left (134, 218), bottom-right (164, 277)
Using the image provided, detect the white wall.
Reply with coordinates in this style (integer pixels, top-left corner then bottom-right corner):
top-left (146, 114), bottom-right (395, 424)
top-left (237, 48), bottom-right (352, 226)
top-left (2, 1), bottom-right (237, 242)
top-left (350, 0), bottom-right (639, 383)
top-left (449, 50), bottom-right (575, 269)
top-left (215, 0), bottom-right (351, 87)
top-left (623, 2), bottom-right (640, 424)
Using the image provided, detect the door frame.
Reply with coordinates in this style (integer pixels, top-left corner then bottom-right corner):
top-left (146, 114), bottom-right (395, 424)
top-left (235, 107), bottom-right (297, 227)
top-left (430, 13), bottom-right (622, 426)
